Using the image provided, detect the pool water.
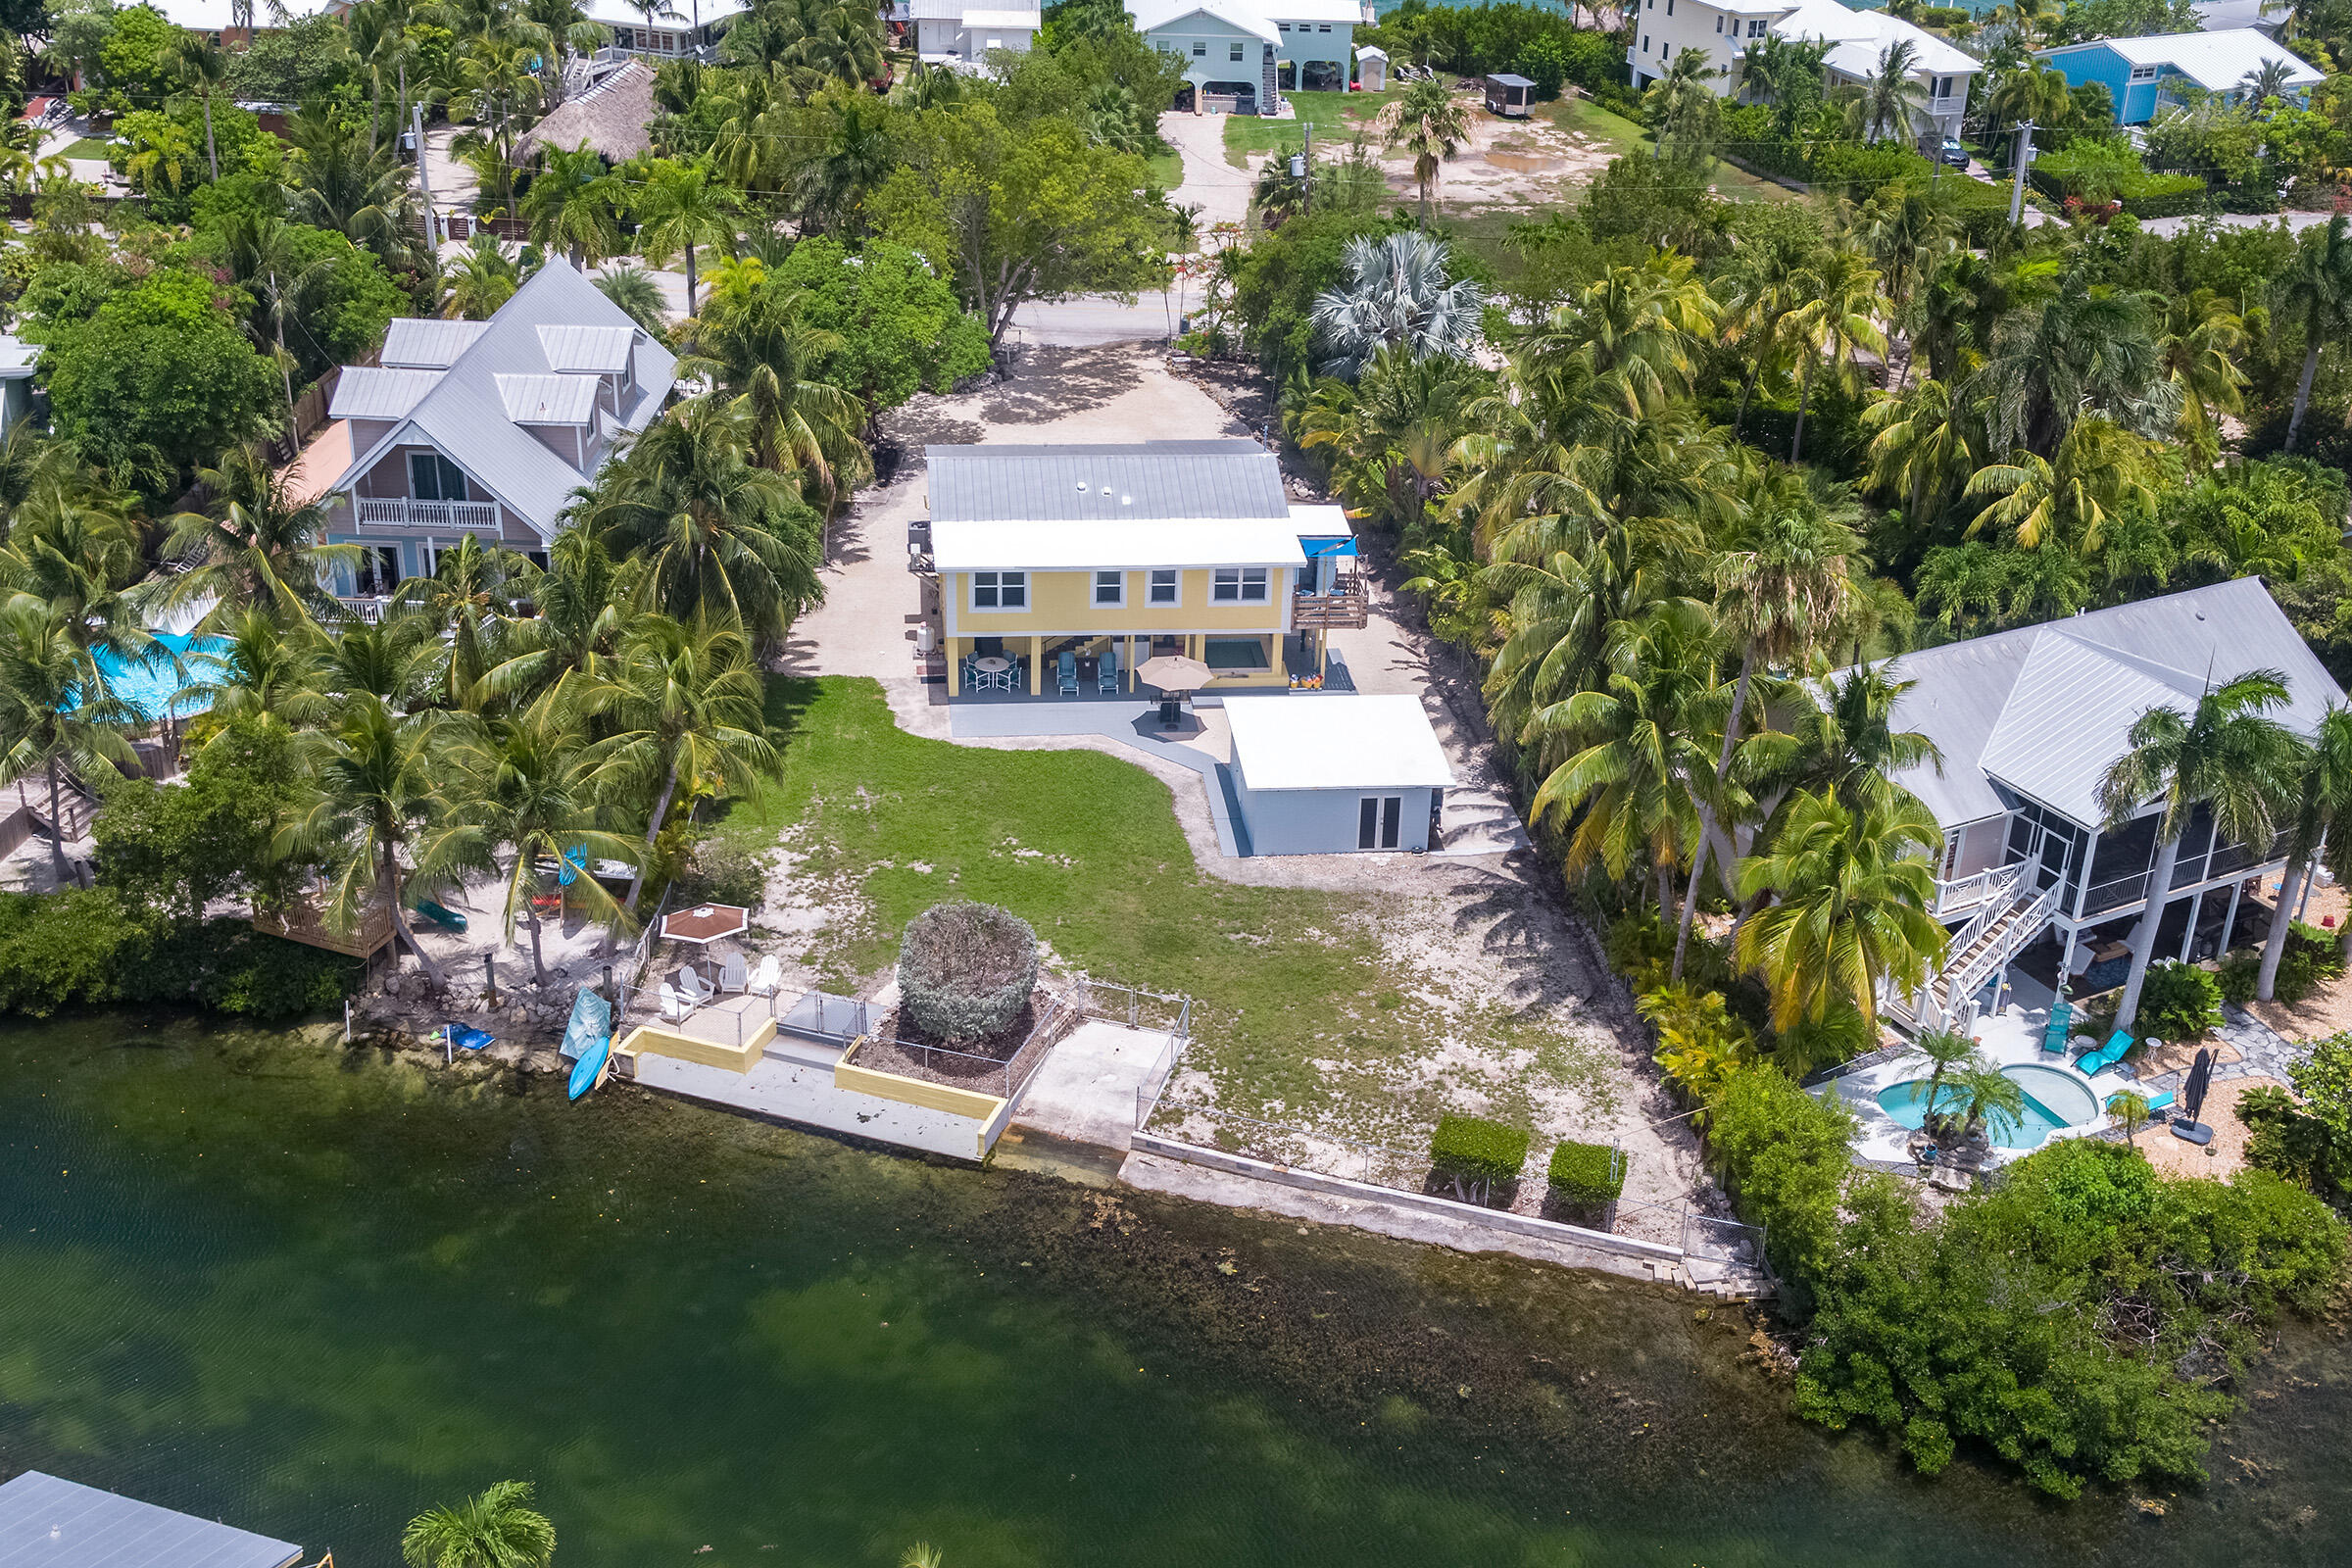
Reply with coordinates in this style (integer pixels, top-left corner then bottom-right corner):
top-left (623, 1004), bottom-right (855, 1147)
top-left (86, 633), bottom-right (228, 721)
top-left (1876, 1063), bottom-right (2103, 1151)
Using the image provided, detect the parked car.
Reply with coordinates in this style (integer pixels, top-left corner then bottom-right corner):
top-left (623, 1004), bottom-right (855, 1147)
top-left (1938, 137), bottom-right (1972, 170)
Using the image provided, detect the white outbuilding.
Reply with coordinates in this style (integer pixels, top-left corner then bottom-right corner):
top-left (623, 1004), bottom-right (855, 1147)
top-left (1223, 695), bottom-right (1456, 855)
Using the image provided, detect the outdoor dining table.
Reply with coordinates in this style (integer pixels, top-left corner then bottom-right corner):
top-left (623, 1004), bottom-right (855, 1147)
top-left (974, 657), bottom-right (1012, 673)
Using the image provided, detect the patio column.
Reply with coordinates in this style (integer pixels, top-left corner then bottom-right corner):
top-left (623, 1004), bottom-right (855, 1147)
top-left (2223, 878), bottom-right (2244, 954)
top-left (1029, 635), bottom-right (1044, 695)
top-left (947, 637), bottom-right (962, 696)
top-left (2179, 888), bottom-right (2204, 963)
top-left (2057, 925), bottom-right (2078, 991)
top-left (1127, 634), bottom-right (1140, 694)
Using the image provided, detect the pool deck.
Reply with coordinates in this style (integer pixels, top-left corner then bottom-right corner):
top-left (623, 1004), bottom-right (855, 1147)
top-left (1823, 1004), bottom-right (2146, 1168)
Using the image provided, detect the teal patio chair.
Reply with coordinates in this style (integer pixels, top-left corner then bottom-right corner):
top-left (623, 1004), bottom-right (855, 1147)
top-left (1057, 650), bottom-right (1078, 695)
top-left (1098, 641), bottom-right (1119, 693)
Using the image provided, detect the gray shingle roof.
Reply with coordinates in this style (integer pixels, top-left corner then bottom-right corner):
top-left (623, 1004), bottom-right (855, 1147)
top-left (330, 259), bottom-right (678, 538)
top-left (1885, 578), bottom-right (2345, 829)
top-left (0, 1472), bottom-right (303, 1568)
top-left (926, 441), bottom-right (1288, 523)
top-left (327, 367), bottom-right (443, 419)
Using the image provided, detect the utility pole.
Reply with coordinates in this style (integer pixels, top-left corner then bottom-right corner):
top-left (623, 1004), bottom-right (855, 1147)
top-left (413, 101), bottom-right (442, 250)
top-left (2008, 119), bottom-right (2035, 228)
top-left (1302, 119), bottom-right (1311, 214)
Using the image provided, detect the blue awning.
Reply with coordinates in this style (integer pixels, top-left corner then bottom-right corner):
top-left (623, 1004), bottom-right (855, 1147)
top-left (1299, 536), bottom-right (1357, 560)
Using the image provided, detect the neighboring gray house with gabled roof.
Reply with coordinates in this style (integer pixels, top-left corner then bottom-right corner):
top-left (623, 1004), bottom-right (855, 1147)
top-left (316, 258), bottom-right (676, 599)
top-left (1880, 578), bottom-right (2346, 1028)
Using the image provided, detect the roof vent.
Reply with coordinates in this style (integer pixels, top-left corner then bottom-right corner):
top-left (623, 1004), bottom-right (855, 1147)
top-left (1076, 482), bottom-right (1088, 493)
top-left (1121, 494), bottom-right (1133, 506)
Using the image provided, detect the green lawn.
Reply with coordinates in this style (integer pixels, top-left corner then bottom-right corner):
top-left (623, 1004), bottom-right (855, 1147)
top-left (1221, 88), bottom-right (1399, 168)
top-left (56, 137), bottom-right (113, 161)
top-left (1144, 149), bottom-right (1184, 190)
top-left (706, 677), bottom-right (1596, 1124)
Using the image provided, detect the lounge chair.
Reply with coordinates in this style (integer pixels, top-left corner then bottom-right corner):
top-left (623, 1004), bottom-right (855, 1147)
top-left (2040, 1000), bottom-right (2074, 1054)
top-left (1057, 649), bottom-right (1078, 695)
top-left (659, 981), bottom-right (690, 1022)
top-left (748, 955), bottom-right (780, 997)
top-left (2076, 1029), bottom-right (2132, 1075)
top-left (1098, 642), bottom-right (1120, 693)
top-left (2143, 1089), bottom-right (2176, 1118)
top-left (675, 966), bottom-right (716, 1005)
top-left (717, 952), bottom-right (747, 994)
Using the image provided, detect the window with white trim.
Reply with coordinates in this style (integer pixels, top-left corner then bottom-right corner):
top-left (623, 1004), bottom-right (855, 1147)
top-left (1148, 568), bottom-right (1179, 605)
top-left (1192, 39), bottom-right (1205, 55)
top-left (2129, 63), bottom-right (2157, 81)
top-left (971, 570), bottom-right (1027, 610)
top-left (1746, 17), bottom-right (1766, 34)
top-left (1642, 32), bottom-right (1649, 51)
top-left (1229, 40), bottom-right (1244, 59)
top-left (1715, 14), bottom-right (1722, 29)
top-left (1094, 569), bottom-right (1125, 606)
top-left (1212, 566), bottom-right (1269, 602)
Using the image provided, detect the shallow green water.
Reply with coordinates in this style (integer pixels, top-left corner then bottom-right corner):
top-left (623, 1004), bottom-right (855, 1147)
top-left (3, 1018), bottom-right (2350, 1568)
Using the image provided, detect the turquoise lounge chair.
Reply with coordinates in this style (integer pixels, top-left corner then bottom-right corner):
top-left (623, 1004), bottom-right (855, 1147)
top-left (2076, 1030), bottom-right (2132, 1075)
top-left (413, 898), bottom-right (467, 934)
top-left (1098, 641), bottom-right (1119, 693)
top-left (1057, 649), bottom-right (1078, 695)
top-left (2040, 1000), bottom-right (2074, 1054)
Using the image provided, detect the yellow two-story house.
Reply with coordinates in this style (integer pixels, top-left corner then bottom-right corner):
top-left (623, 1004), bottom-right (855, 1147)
top-left (926, 440), bottom-right (1363, 698)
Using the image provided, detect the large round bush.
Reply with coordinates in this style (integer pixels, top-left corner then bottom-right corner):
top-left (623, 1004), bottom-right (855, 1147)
top-left (896, 901), bottom-right (1039, 1042)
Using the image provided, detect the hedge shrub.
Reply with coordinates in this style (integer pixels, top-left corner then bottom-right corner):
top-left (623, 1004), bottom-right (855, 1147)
top-left (1429, 1111), bottom-right (1530, 1202)
top-left (2137, 959), bottom-right (2224, 1041)
top-left (896, 900), bottom-right (1039, 1042)
top-left (1546, 1139), bottom-right (1626, 1207)
top-left (2277, 920), bottom-right (2347, 1004)
top-left (0, 890), bottom-right (361, 1021)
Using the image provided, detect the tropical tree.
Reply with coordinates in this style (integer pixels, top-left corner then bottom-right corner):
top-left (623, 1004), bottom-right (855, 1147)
top-left (1373, 76), bottom-right (1475, 224)
top-left (287, 108), bottom-right (426, 271)
top-left (521, 144), bottom-right (626, 269)
top-left (576, 615), bottom-right (775, 914)
top-left (400, 1480), bottom-right (557, 1568)
top-left (443, 232), bottom-right (528, 320)
top-left (1774, 662), bottom-right (1940, 815)
top-left (1938, 1060), bottom-right (2029, 1142)
top-left (0, 601), bottom-right (140, 888)
top-left (149, 444), bottom-right (362, 627)
top-left (165, 28), bottom-right (231, 182)
top-left (1308, 231), bottom-right (1487, 379)
top-left (2153, 288), bottom-right (2250, 462)
top-left (1964, 415), bottom-right (2163, 552)
top-left (2097, 670), bottom-right (2303, 1035)
top-left (1644, 48), bottom-right (1723, 167)
top-left (2259, 704), bottom-right (2352, 1001)
top-left (1860, 377), bottom-right (1980, 528)
top-left (2243, 57), bottom-right (2295, 104)
top-left (395, 534), bottom-right (524, 710)
top-left (1856, 39), bottom-right (1927, 143)
top-left (416, 710), bottom-right (638, 985)
top-left (596, 266), bottom-right (671, 335)
top-left (185, 609), bottom-right (329, 730)
top-left (280, 693), bottom-right (449, 987)
top-left (1975, 283), bottom-right (2173, 456)
top-left (1784, 247), bottom-right (1887, 464)
top-left (677, 267), bottom-right (870, 514)
top-left (1910, 1026), bottom-right (1979, 1131)
top-left (636, 157), bottom-right (740, 312)
top-left (1734, 787), bottom-right (1946, 1031)
top-left (478, 529), bottom-right (627, 708)
top-left (2272, 213), bottom-right (2352, 453)
top-left (791, 91), bottom-right (895, 237)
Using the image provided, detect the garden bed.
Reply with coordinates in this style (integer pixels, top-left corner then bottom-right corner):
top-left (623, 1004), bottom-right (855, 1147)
top-left (864, 979), bottom-right (1080, 1097)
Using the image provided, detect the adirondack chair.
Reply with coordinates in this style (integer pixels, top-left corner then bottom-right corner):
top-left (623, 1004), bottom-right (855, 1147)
top-left (1098, 641), bottom-right (1120, 693)
top-left (659, 981), bottom-right (690, 1021)
top-left (748, 955), bottom-right (781, 996)
top-left (1057, 649), bottom-right (1079, 695)
top-left (717, 951), bottom-right (748, 994)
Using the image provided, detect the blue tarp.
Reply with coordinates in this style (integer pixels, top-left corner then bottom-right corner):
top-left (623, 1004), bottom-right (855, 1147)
top-left (1300, 536), bottom-right (1358, 560)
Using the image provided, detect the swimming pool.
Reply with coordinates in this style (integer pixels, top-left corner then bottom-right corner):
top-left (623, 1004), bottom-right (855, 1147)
top-left (1875, 1062), bottom-right (2103, 1151)
top-left (86, 634), bottom-right (227, 722)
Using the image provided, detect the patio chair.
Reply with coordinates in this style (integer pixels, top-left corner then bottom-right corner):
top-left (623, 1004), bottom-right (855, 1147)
top-left (717, 952), bottom-right (747, 994)
top-left (2039, 1000), bottom-right (2073, 1054)
top-left (2076, 1029), bottom-right (2132, 1075)
top-left (1099, 641), bottom-right (1119, 693)
top-left (658, 981), bottom-right (690, 1022)
top-left (748, 955), bottom-right (780, 997)
top-left (2142, 1089), bottom-right (2176, 1119)
top-left (960, 655), bottom-right (981, 690)
top-left (674, 966), bottom-right (716, 1006)
top-left (1057, 650), bottom-right (1078, 695)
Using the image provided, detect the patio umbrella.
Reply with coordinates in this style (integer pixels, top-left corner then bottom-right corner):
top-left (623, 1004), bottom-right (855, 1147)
top-left (2172, 1047), bottom-right (2216, 1147)
top-left (1136, 654), bottom-right (1213, 693)
top-left (661, 904), bottom-right (750, 946)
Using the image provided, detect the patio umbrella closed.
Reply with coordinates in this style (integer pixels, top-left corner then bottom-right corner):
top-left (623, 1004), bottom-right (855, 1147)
top-left (2172, 1047), bottom-right (2216, 1146)
top-left (1136, 654), bottom-right (1213, 693)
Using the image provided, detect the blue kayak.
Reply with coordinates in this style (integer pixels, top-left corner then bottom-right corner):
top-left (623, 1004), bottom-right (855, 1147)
top-left (446, 1024), bottom-right (496, 1052)
top-left (567, 1032), bottom-right (612, 1101)
top-left (413, 899), bottom-right (468, 933)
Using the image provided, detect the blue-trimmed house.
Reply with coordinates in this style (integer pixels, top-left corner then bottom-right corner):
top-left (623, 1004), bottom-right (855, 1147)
top-left (2036, 28), bottom-right (2322, 124)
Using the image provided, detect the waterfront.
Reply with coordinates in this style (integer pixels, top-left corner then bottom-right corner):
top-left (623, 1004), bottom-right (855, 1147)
top-left (1, 1016), bottom-right (2349, 1567)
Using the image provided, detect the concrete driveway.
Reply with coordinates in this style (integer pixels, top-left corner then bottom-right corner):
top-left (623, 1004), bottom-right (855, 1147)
top-left (1158, 108), bottom-right (1258, 231)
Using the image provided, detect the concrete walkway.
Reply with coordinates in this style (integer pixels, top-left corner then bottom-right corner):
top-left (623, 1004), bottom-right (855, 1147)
top-left (1157, 108), bottom-right (1258, 231)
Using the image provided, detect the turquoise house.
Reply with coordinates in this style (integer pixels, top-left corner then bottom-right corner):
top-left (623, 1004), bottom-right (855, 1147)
top-left (2036, 28), bottom-right (2322, 124)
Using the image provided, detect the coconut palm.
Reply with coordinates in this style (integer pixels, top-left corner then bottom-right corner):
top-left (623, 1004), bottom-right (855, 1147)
top-left (1860, 377), bottom-right (1981, 533)
top-left (149, 446), bottom-right (362, 629)
top-left (676, 267), bottom-right (869, 514)
top-left (0, 475), bottom-right (151, 667)
top-left (1784, 248), bottom-right (1887, 464)
top-left (2242, 57), bottom-right (2295, 105)
top-left (1964, 414), bottom-right (2162, 552)
top-left (1857, 39), bottom-right (1928, 142)
top-left (1713, 222), bottom-right (1814, 438)
top-left (400, 1480), bottom-right (556, 1568)
top-left (1734, 787), bottom-right (1946, 1031)
top-left (478, 530), bottom-right (627, 709)
top-left (2153, 288), bottom-right (2249, 461)
top-left (575, 615), bottom-right (775, 913)
top-left (218, 213), bottom-right (337, 413)
top-left (2259, 704), bottom-right (2352, 1001)
top-left (394, 534), bottom-right (525, 710)
top-left (637, 157), bottom-right (740, 312)
top-left (286, 108), bottom-right (426, 272)
top-left (1517, 250), bottom-right (1719, 417)
top-left (1309, 231), bottom-right (1487, 380)
top-left (443, 233), bottom-right (528, 320)
top-left (1975, 283), bottom-right (2174, 456)
top-left (0, 600), bottom-right (140, 888)
top-left (1644, 48), bottom-right (1722, 167)
top-left (596, 265), bottom-right (671, 336)
top-left (416, 710), bottom-right (638, 985)
top-left (165, 29), bottom-right (231, 182)
top-left (2098, 670), bottom-right (2304, 1034)
top-left (522, 144), bottom-right (626, 269)
top-left (1373, 76), bottom-right (1474, 225)
top-left (315, 618), bottom-right (446, 710)
top-left (184, 609), bottom-right (329, 731)
top-left (280, 693), bottom-right (450, 988)
top-left (2273, 213), bottom-right (2352, 454)
top-left (1774, 662), bottom-right (1940, 815)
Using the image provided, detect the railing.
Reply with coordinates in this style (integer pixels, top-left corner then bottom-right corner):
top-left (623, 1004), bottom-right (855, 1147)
top-left (1922, 93), bottom-right (1966, 119)
top-left (356, 497), bottom-right (500, 530)
top-left (1291, 577), bottom-right (1369, 630)
top-left (334, 595), bottom-right (390, 624)
top-left (1934, 860), bottom-right (2025, 920)
top-left (1935, 879), bottom-right (2062, 1021)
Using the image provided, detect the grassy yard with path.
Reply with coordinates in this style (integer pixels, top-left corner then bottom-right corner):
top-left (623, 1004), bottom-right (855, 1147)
top-left (706, 676), bottom-right (1631, 1152)
top-left (1222, 88), bottom-right (1400, 168)
top-left (56, 137), bottom-right (113, 160)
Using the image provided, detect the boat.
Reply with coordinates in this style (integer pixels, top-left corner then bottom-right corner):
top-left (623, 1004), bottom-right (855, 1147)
top-left (445, 1023), bottom-right (496, 1052)
top-left (567, 1032), bottom-right (612, 1101)
top-left (412, 898), bottom-right (468, 933)
top-left (559, 989), bottom-right (612, 1062)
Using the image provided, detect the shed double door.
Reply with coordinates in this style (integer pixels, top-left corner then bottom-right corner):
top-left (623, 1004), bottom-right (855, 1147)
top-left (1359, 795), bottom-right (1401, 851)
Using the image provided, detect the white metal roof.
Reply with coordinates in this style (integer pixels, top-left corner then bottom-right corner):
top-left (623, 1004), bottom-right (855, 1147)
top-left (577, 0), bottom-right (751, 26)
top-left (2042, 28), bottom-right (2322, 92)
top-left (146, 0), bottom-right (337, 30)
top-left (0, 1472), bottom-right (303, 1568)
top-left (962, 8), bottom-right (1042, 26)
top-left (0, 332), bottom-right (36, 376)
top-left (536, 322), bottom-right (636, 373)
top-left (1775, 0), bottom-right (1979, 79)
top-left (380, 318), bottom-right (492, 368)
top-left (328, 367), bottom-right (444, 419)
top-left (1265, 0), bottom-right (1364, 23)
top-left (1127, 0), bottom-right (1282, 44)
top-left (1289, 503), bottom-right (1350, 535)
top-left (1226, 695), bottom-right (1457, 793)
top-left (496, 372), bottom-right (601, 424)
top-left (930, 517), bottom-right (1309, 571)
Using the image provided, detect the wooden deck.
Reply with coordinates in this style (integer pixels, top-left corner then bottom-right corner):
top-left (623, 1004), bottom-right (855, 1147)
top-left (253, 899), bottom-right (392, 958)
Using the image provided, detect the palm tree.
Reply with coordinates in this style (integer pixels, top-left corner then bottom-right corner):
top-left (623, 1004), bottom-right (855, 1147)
top-left (395, 534), bottom-right (523, 710)
top-left (1910, 1026), bottom-right (1979, 1131)
top-left (1939, 1061), bottom-right (2028, 1143)
top-left (287, 108), bottom-right (427, 273)
top-left (522, 145), bottom-right (626, 270)
top-left (219, 214), bottom-right (335, 414)
top-left (1975, 284), bottom-right (2172, 456)
top-left (636, 157), bottom-right (740, 313)
top-left (1373, 77), bottom-right (1474, 225)
top-left (185, 609), bottom-right (329, 731)
top-left (596, 266), bottom-right (671, 336)
top-left (790, 91), bottom-right (894, 237)
top-left (401, 1480), bottom-right (556, 1568)
top-left (478, 529), bottom-right (626, 709)
top-left (1309, 231), bottom-right (1487, 380)
top-left (166, 29), bottom-right (231, 182)
top-left (1673, 469), bottom-right (1866, 977)
top-left (576, 615), bottom-right (775, 914)
top-left (2154, 288), bottom-right (2249, 461)
top-left (149, 445), bottom-right (362, 628)
top-left (1861, 377), bottom-right (1980, 528)
top-left (2242, 57), bottom-right (2295, 105)
top-left (0, 601), bottom-right (140, 888)
top-left (1644, 48), bottom-right (1722, 167)
top-left (280, 693), bottom-right (450, 989)
top-left (1734, 787), bottom-right (1946, 1031)
top-left (2098, 671), bottom-right (2303, 1035)
top-left (1857, 39), bottom-right (1927, 143)
top-left (1774, 662), bottom-right (1940, 814)
top-left (417, 710), bottom-right (638, 985)
top-left (676, 270), bottom-right (869, 514)
top-left (1964, 415), bottom-right (2161, 552)
top-left (443, 233), bottom-right (528, 320)
top-left (1785, 248), bottom-right (1886, 464)
top-left (2259, 704), bottom-right (2352, 1001)
top-left (2272, 214), bottom-right (2352, 454)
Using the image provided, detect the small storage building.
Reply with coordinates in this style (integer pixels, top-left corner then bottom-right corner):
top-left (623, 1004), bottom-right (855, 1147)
top-left (1224, 694), bottom-right (1455, 855)
top-left (0, 1471), bottom-right (306, 1568)
top-left (1484, 72), bottom-right (1534, 117)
